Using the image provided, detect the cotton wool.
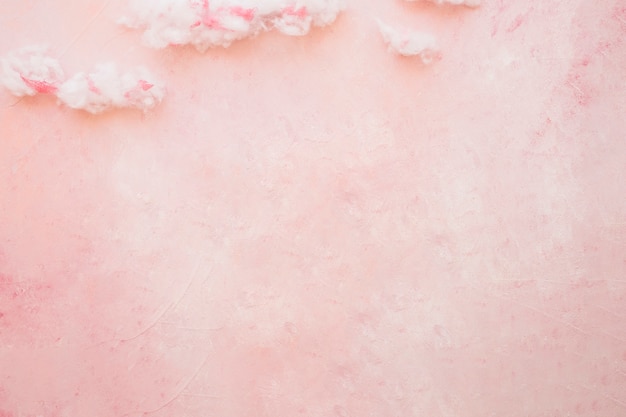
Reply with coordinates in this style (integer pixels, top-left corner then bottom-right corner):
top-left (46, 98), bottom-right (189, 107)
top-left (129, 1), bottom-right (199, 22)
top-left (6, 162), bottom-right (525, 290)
top-left (377, 21), bottom-right (440, 64)
top-left (0, 46), bottom-right (65, 97)
top-left (56, 64), bottom-right (165, 114)
top-left (271, 1), bottom-right (344, 36)
top-left (119, 0), bottom-right (344, 51)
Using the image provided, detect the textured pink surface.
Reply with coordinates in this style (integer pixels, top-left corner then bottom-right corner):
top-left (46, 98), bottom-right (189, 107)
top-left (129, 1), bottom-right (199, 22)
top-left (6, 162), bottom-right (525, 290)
top-left (1, 1), bottom-right (626, 416)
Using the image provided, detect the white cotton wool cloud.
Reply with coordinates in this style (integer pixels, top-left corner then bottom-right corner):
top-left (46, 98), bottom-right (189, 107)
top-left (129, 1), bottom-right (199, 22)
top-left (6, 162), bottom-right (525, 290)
top-left (406, 0), bottom-right (481, 7)
top-left (56, 64), bottom-right (165, 114)
top-left (1, 46), bottom-right (165, 114)
top-left (377, 21), bottom-right (440, 64)
top-left (0, 46), bottom-right (65, 97)
top-left (119, 0), bottom-right (344, 51)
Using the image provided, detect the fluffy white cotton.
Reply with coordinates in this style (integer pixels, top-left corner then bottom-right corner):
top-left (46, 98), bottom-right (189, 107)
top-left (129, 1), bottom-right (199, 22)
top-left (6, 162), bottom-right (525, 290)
top-left (120, 0), bottom-right (344, 51)
top-left (377, 21), bottom-right (440, 64)
top-left (56, 64), bottom-right (165, 114)
top-left (0, 46), bottom-right (65, 97)
top-left (272, 1), bottom-right (343, 36)
top-left (406, 0), bottom-right (481, 7)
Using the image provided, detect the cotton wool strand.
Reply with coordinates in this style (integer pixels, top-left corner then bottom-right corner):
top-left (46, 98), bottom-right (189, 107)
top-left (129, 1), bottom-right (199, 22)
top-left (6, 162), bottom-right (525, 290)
top-left (119, 0), bottom-right (345, 51)
top-left (56, 63), bottom-right (165, 114)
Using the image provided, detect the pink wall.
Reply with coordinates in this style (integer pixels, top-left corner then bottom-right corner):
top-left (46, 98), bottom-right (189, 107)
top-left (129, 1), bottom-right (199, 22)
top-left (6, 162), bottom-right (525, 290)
top-left (1, 1), bottom-right (625, 416)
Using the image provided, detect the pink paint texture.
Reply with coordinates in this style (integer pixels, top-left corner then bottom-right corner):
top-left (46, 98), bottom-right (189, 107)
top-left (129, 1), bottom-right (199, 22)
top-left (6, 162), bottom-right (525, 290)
top-left (1, 0), bottom-right (625, 416)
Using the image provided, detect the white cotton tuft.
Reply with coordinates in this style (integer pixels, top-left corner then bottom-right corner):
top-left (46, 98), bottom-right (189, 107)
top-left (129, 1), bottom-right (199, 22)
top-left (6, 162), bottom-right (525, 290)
top-left (377, 21), bottom-right (440, 64)
top-left (271, 0), bottom-right (344, 36)
top-left (119, 0), bottom-right (344, 51)
top-left (406, 0), bottom-right (481, 7)
top-left (56, 64), bottom-right (165, 114)
top-left (119, 0), bottom-right (204, 49)
top-left (0, 46), bottom-right (65, 97)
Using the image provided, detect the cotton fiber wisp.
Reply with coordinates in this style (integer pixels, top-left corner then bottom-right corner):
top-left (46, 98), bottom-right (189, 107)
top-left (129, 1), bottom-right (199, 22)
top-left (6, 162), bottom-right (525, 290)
top-left (377, 21), bottom-right (440, 64)
top-left (0, 46), bottom-right (65, 96)
top-left (56, 63), bottom-right (165, 114)
top-left (119, 0), bottom-right (345, 51)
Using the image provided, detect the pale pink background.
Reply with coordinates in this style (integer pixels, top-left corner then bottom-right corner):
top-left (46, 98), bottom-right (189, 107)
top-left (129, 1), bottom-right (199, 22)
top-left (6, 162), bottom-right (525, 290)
top-left (1, 1), bottom-right (625, 416)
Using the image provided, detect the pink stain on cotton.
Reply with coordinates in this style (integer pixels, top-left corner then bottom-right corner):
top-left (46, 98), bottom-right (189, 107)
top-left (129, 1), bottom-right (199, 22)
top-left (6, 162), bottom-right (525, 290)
top-left (138, 79), bottom-right (154, 91)
top-left (86, 77), bottom-right (101, 94)
top-left (229, 6), bottom-right (255, 21)
top-left (18, 75), bottom-right (58, 94)
top-left (192, 0), bottom-right (219, 28)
